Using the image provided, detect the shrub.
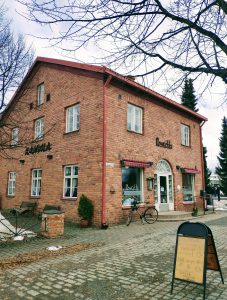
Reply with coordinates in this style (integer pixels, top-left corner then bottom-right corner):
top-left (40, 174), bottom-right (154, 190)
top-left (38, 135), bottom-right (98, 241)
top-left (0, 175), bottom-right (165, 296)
top-left (78, 194), bottom-right (93, 220)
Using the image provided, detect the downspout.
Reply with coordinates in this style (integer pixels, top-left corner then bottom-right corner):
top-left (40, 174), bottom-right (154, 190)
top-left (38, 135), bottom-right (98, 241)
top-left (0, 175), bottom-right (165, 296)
top-left (101, 74), bottom-right (112, 228)
top-left (199, 120), bottom-right (206, 212)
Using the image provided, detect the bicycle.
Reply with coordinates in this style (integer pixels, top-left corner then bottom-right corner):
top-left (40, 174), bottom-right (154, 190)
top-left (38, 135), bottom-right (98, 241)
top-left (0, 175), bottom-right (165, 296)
top-left (126, 197), bottom-right (158, 226)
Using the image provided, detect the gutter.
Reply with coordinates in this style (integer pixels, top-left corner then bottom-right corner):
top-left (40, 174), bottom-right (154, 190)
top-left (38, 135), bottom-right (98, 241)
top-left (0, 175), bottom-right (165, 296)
top-left (101, 75), bottom-right (112, 228)
top-left (199, 120), bottom-right (206, 211)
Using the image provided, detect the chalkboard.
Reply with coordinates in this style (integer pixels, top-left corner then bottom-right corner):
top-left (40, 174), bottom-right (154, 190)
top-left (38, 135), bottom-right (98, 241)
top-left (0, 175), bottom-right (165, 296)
top-left (171, 222), bottom-right (224, 300)
top-left (175, 236), bottom-right (205, 284)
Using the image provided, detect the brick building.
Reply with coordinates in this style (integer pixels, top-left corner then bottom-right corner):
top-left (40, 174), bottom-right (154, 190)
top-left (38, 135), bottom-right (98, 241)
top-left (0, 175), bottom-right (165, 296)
top-left (0, 57), bottom-right (207, 226)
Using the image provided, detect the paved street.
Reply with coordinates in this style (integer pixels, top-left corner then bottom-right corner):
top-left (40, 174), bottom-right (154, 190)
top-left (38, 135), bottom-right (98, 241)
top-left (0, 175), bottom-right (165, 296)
top-left (0, 211), bottom-right (227, 300)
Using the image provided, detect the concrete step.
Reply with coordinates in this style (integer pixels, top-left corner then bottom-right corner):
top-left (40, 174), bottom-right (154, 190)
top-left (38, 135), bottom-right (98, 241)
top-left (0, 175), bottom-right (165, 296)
top-left (157, 210), bottom-right (214, 222)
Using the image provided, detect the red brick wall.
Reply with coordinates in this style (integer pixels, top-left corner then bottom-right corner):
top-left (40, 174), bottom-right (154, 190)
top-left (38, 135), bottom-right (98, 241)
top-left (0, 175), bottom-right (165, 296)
top-left (0, 63), bottom-right (104, 225)
top-left (104, 83), bottom-right (204, 225)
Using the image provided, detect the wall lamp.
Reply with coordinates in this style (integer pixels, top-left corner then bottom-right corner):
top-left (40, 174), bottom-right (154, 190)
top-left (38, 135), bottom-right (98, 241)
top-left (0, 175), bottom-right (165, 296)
top-left (19, 159), bottom-right (25, 165)
top-left (146, 177), bottom-right (154, 191)
top-left (47, 154), bottom-right (53, 160)
top-left (176, 165), bottom-right (181, 170)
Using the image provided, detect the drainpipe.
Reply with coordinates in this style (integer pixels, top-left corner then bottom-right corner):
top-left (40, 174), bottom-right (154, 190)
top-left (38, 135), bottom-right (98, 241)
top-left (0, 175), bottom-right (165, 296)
top-left (199, 120), bottom-right (206, 212)
top-left (101, 74), bottom-right (112, 228)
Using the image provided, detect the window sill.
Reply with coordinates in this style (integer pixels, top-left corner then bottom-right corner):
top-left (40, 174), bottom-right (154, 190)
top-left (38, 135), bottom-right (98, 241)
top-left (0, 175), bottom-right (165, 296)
top-left (122, 203), bottom-right (145, 209)
top-left (64, 130), bottom-right (79, 136)
top-left (7, 195), bottom-right (15, 198)
top-left (183, 201), bottom-right (194, 204)
top-left (30, 196), bottom-right (41, 199)
top-left (61, 197), bottom-right (77, 201)
top-left (127, 129), bottom-right (143, 135)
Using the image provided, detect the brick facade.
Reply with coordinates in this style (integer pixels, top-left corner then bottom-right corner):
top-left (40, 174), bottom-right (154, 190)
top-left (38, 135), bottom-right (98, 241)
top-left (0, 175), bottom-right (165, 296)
top-left (0, 57), bottom-right (207, 226)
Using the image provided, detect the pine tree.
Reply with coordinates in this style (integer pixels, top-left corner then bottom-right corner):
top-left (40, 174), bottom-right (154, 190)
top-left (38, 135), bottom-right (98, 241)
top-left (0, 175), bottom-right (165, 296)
top-left (216, 116), bottom-right (227, 195)
top-left (203, 146), bottom-right (212, 193)
top-left (181, 79), bottom-right (199, 112)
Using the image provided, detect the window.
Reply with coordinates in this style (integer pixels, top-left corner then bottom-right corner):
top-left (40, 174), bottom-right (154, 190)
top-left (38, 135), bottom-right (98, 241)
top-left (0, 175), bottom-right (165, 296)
top-left (63, 165), bottom-right (78, 198)
top-left (182, 174), bottom-right (194, 202)
top-left (7, 172), bottom-right (16, 196)
top-left (127, 104), bottom-right (142, 133)
top-left (122, 167), bottom-right (143, 205)
top-left (181, 124), bottom-right (190, 146)
top-left (11, 128), bottom-right (19, 146)
top-left (37, 83), bottom-right (45, 105)
top-left (66, 104), bottom-right (80, 133)
top-left (35, 118), bottom-right (44, 140)
top-left (31, 169), bottom-right (42, 196)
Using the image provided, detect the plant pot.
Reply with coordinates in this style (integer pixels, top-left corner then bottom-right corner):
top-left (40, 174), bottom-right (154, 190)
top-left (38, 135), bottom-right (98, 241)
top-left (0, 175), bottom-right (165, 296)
top-left (80, 219), bottom-right (89, 228)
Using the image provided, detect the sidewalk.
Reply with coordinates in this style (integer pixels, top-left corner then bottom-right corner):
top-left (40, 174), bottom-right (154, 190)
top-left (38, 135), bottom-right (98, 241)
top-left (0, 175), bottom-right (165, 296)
top-left (0, 211), bottom-right (227, 299)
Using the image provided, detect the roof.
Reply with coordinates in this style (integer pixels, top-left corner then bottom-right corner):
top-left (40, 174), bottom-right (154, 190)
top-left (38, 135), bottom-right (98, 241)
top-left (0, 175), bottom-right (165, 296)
top-left (4, 56), bottom-right (207, 122)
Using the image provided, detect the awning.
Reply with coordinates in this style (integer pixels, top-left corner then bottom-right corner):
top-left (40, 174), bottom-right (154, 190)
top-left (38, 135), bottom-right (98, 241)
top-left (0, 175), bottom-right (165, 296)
top-left (181, 167), bottom-right (199, 174)
top-left (121, 159), bottom-right (152, 168)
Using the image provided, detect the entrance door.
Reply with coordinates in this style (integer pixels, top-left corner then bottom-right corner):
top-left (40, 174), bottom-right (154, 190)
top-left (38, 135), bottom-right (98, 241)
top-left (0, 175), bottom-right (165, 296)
top-left (154, 160), bottom-right (174, 212)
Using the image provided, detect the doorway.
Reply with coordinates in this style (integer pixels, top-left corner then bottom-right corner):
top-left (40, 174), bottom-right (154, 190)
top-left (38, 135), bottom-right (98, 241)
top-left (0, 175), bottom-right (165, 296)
top-left (154, 160), bottom-right (174, 212)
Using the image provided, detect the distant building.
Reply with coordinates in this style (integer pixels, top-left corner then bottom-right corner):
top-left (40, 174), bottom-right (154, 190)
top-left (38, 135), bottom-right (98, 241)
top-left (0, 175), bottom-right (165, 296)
top-left (210, 174), bottom-right (221, 187)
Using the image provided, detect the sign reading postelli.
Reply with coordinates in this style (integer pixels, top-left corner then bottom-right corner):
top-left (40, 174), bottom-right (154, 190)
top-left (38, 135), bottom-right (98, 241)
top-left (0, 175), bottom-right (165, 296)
top-left (156, 138), bottom-right (172, 149)
top-left (171, 222), bottom-right (224, 300)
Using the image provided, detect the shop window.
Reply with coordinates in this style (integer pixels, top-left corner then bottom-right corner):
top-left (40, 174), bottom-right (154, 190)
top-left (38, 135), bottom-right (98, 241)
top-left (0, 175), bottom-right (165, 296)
top-left (7, 172), bottom-right (16, 196)
top-left (182, 173), bottom-right (195, 202)
top-left (63, 165), bottom-right (78, 198)
top-left (66, 104), bottom-right (80, 133)
top-left (122, 167), bottom-right (143, 205)
top-left (181, 124), bottom-right (190, 146)
top-left (127, 104), bottom-right (142, 133)
top-left (37, 83), bottom-right (45, 105)
top-left (35, 117), bottom-right (44, 140)
top-left (31, 169), bottom-right (42, 196)
top-left (11, 127), bottom-right (19, 146)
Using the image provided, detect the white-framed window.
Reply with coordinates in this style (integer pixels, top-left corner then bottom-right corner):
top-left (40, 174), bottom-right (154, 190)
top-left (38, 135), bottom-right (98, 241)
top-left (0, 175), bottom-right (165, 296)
top-left (37, 83), bottom-right (45, 105)
top-left (182, 173), bottom-right (195, 202)
top-left (122, 167), bottom-right (143, 205)
top-left (66, 104), bottom-right (80, 133)
top-left (11, 127), bottom-right (19, 146)
top-left (181, 124), bottom-right (190, 146)
top-left (63, 165), bottom-right (78, 198)
top-left (127, 103), bottom-right (142, 133)
top-left (31, 169), bottom-right (42, 196)
top-left (35, 117), bottom-right (44, 140)
top-left (7, 172), bottom-right (16, 196)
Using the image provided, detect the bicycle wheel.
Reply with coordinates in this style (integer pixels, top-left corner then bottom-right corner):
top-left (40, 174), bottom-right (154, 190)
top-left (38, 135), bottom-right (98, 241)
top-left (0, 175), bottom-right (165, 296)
top-left (144, 207), bottom-right (158, 224)
top-left (126, 211), bottom-right (133, 226)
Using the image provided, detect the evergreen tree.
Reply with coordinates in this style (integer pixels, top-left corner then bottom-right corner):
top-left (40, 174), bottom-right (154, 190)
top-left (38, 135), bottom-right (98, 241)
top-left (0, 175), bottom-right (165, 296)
top-left (203, 146), bottom-right (212, 193)
top-left (181, 79), bottom-right (199, 112)
top-left (216, 117), bottom-right (227, 195)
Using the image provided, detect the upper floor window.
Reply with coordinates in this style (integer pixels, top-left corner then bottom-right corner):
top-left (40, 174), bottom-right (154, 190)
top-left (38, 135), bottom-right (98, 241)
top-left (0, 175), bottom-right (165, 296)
top-left (37, 83), bottom-right (45, 106)
top-left (66, 104), bottom-right (80, 133)
top-left (63, 165), bottom-right (78, 198)
top-left (35, 117), bottom-right (44, 140)
top-left (181, 124), bottom-right (190, 146)
top-left (7, 172), bottom-right (16, 196)
top-left (11, 127), bottom-right (19, 146)
top-left (31, 169), bottom-right (42, 196)
top-left (127, 104), bottom-right (142, 134)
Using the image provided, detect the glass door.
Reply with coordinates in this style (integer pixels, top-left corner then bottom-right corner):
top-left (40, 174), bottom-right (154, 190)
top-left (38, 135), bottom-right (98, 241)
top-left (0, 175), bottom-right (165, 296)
top-left (160, 176), bottom-right (167, 204)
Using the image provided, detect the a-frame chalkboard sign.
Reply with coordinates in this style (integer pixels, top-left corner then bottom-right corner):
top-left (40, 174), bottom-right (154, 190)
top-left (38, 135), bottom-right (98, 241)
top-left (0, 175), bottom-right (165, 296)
top-left (171, 222), bottom-right (224, 300)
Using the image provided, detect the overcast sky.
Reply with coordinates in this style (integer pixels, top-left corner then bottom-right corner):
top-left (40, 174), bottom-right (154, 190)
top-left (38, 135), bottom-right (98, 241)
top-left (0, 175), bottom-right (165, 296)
top-left (4, 0), bottom-right (227, 173)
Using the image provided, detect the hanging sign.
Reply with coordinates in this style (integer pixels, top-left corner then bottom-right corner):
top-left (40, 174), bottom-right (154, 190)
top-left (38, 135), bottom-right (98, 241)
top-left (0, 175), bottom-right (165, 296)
top-left (171, 222), bottom-right (224, 300)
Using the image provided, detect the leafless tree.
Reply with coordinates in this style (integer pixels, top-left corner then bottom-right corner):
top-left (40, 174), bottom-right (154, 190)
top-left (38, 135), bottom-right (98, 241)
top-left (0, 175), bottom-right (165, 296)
top-left (0, 4), bottom-right (34, 111)
top-left (18, 0), bottom-right (227, 93)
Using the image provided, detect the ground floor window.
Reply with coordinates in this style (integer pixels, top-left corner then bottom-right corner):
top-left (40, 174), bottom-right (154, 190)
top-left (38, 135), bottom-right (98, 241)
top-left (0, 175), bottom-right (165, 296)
top-left (8, 172), bottom-right (16, 196)
top-left (182, 173), bottom-right (195, 202)
top-left (64, 165), bottom-right (78, 198)
top-left (122, 167), bottom-right (143, 205)
top-left (31, 169), bottom-right (42, 196)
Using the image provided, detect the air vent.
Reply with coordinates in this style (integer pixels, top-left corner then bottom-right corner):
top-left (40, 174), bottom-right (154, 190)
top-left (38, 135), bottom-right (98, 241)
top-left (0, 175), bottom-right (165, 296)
top-left (29, 103), bottom-right (34, 110)
top-left (46, 93), bottom-right (51, 102)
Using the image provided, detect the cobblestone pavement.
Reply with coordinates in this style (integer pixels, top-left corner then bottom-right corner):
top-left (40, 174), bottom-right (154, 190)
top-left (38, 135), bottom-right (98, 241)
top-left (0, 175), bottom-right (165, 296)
top-left (0, 212), bottom-right (227, 300)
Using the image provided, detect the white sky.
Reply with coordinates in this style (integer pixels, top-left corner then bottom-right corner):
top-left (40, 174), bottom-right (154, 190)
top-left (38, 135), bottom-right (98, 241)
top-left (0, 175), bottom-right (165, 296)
top-left (4, 0), bottom-right (227, 172)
